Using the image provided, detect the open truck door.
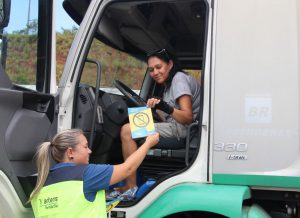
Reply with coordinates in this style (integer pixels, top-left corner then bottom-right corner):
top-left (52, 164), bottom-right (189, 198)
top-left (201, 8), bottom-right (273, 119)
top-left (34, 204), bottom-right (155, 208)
top-left (0, 0), bottom-right (58, 216)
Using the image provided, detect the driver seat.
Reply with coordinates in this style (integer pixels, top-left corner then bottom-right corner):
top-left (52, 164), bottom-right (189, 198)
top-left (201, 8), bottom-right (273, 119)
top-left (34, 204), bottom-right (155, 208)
top-left (145, 119), bottom-right (199, 166)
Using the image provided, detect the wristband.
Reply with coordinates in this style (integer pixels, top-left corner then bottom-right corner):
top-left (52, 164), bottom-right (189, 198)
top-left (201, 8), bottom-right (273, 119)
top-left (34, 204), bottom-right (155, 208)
top-left (155, 99), bottom-right (174, 115)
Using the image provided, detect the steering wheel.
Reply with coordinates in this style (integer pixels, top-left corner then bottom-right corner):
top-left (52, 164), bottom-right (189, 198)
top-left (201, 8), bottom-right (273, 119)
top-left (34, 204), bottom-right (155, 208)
top-left (114, 80), bottom-right (163, 121)
top-left (114, 80), bottom-right (146, 106)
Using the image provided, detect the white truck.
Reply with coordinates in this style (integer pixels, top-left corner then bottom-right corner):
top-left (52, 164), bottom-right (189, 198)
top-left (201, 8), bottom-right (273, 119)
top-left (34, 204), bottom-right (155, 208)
top-left (0, 0), bottom-right (299, 217)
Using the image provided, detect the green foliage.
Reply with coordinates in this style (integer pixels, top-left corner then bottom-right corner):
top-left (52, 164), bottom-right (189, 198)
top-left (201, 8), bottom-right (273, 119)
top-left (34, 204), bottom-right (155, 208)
top-left (5, 33), bottom-right (37, 84)
top-left (83, 38), bottom-right (147, 89)
top-left (5, 28), bottom-right (198, 88)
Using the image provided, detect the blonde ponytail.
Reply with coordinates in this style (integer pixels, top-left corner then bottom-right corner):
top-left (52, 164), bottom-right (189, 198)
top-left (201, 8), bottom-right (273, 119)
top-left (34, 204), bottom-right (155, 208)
top-left (29, 141), bottom-right (51, 202)
top-left (29, 129), bottom-right (83, 202)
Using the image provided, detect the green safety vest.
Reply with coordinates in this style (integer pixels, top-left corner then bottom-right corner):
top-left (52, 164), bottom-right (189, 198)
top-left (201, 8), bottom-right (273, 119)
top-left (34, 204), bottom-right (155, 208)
top-left (31, 180), bottom-right (107, 218)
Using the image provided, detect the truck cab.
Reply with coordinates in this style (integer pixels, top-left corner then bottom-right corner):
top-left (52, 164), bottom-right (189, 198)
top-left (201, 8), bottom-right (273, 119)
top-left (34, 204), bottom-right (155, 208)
top-left (0, 0), bottom-right (300, 217)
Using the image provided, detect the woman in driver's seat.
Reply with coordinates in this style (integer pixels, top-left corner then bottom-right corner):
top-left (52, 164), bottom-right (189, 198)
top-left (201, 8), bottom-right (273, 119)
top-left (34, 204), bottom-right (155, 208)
top-left (109, 48), bottom-right (201, 200)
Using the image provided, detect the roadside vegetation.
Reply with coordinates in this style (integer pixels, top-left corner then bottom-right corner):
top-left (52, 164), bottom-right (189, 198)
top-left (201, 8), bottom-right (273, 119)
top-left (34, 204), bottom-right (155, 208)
top-left (3, 23), bottom-right (199, 90)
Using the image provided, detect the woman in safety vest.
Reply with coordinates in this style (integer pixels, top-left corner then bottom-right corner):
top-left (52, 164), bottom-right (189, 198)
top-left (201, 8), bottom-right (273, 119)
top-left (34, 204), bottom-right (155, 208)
top-left (29, 129), bottom-right (159, 217)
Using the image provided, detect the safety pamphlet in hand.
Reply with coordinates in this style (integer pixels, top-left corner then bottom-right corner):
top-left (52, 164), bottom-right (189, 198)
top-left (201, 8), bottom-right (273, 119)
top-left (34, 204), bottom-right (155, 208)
top-left (128, 107), bottom-right (156, 139)
top-left (106, 198), bottom-right (120, 213)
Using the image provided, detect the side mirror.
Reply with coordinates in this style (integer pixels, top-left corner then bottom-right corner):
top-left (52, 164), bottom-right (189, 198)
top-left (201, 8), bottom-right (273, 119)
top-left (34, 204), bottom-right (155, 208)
top-left (0, 0), bottom-right (10, 28)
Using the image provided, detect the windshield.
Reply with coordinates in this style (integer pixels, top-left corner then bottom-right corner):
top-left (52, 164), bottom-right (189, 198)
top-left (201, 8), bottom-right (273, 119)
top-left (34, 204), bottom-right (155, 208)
top-left (81, 38), bottom-right (147, 94)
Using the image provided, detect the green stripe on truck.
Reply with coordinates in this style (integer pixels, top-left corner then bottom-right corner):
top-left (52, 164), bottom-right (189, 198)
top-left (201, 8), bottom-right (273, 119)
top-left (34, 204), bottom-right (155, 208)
top-left (213, 174), bottom-right (300, 188)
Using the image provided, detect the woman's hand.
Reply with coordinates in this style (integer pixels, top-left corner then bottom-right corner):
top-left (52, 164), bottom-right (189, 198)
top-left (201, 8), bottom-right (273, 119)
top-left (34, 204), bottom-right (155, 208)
top-left (147, 97), bottom-right (161, 108)
top-left (147, 97), bottom-right (174, 115)
top-left (145, 132), bottom-right (159, 148)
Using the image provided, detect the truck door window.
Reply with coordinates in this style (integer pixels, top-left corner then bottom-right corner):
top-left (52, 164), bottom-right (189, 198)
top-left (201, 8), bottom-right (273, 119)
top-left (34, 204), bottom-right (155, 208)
top-left (0, 0), bottom-right (78, 92)
top-left (0, 0), bottom-right (39, 89)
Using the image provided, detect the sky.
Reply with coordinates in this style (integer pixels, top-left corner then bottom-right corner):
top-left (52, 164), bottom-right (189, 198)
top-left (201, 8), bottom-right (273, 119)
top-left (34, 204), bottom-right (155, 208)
top-left (55, 0), bottom-right (78, 31)
top-left (7, 0), bottom-right (78, 33)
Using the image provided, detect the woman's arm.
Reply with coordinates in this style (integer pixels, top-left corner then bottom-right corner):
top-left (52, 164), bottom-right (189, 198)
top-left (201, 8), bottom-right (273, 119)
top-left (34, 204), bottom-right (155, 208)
top-left (109, 133), bottom-right (159, 185)
top-left (171, 95), bottom-right (193, 125)
top-left (147, 95), bottom-right (193, 125)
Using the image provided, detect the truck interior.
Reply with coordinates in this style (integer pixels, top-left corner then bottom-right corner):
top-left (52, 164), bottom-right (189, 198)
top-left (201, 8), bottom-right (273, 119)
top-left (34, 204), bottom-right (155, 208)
top-left (63, 0), bottom-right (208, 204)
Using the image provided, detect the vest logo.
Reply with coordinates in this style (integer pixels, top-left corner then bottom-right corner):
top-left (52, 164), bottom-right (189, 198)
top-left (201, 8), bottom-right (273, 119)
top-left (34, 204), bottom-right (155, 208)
top-left (39, 196), bottom-right (59, 209)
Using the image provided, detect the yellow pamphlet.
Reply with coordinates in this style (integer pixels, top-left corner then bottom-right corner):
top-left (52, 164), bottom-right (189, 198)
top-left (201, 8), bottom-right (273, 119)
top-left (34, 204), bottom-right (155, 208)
top-left (106, 198), bottom-right (120, 213)
top-left (128, 107), bottom-right (155, 139)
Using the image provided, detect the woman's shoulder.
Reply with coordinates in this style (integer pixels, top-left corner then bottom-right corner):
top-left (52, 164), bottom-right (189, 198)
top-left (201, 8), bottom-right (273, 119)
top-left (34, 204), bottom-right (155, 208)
top-left (173, 71), bottom-right (188, 79)
top-left (171, 71), bottom-right (200, 90)
top-left (172, 71), bottom-right (191, 84)
top-left (86, 163), bottom-right (113, 173)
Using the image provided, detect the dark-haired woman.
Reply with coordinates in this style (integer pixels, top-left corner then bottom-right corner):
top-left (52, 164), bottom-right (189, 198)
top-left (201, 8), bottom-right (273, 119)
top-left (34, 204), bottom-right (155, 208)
top-left (110, 49), bottom-right (201, 200)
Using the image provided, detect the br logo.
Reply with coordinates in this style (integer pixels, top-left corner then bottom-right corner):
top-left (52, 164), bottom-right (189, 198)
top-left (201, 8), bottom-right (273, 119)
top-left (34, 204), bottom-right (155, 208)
top-left (133, 112), bottom-right (149, 128)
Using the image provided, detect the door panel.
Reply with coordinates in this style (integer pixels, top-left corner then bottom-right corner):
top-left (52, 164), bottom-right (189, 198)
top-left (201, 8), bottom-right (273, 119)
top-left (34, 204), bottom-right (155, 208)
top-left (0, 74), bottom-right (58, 203)
top-left (6, 108), bottom-right (51, 161)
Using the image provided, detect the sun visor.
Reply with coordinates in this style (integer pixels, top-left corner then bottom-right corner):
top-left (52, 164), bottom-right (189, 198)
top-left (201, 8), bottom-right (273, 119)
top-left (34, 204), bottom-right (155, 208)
top-left (98, 16), bottom-right (124, 50)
